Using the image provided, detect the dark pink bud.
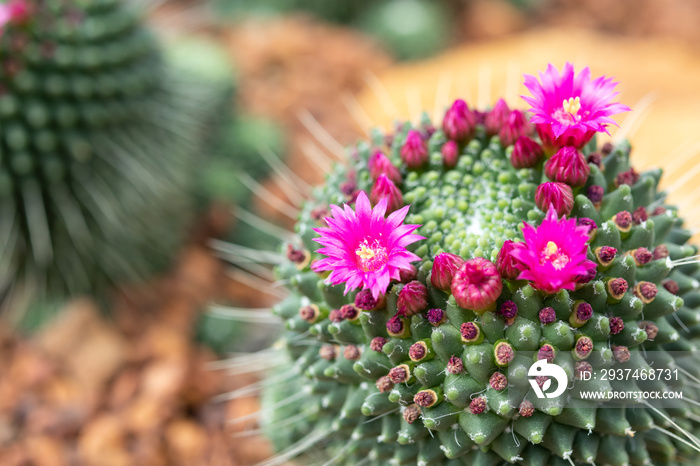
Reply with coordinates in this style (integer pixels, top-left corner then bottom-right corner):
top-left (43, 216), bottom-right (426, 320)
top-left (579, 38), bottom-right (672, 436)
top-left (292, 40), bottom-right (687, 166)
top-left (615, 168), bottom-right (639, 188)
top-left (587, 185), bottom-right (604, 205)
top-left (451, 258), bottom-right (503, 313)
top-left (634, 281), bottom-right (658, 303)
top-left (397, 281), bottom-right (428, 317)
top-left (400, 130), bottom-right (428, 169)
top-left (653, 245), bottom-right (669, 260)
top-left (375, 376), bottom-right (394, 393)
top-left (601, 142), bottom-right (614, 155)
top-left (587, 152), bottom-right (602, 167)
top-left (469, 397), bottom-right (487, 414)
top-left (535, 182), bottom-right (574, 217)
top-left (662, 279), bottom-right (679, 295)
top-left (652, 206), bottom-right (667, 216)
top-left (595, 246), bottom-right (617, 266)
top-left (574, 336), bottom-right (594, 360)
top-left (442, 99), bottom-right (476, 142)
top-left (489, 372), bottom-right (508, 391)
top-left (414, 389), bottom-right (438, 408)
top-left (609, 317), bottom-right (624, 335)
top-left (355, 289), bottom-right (385, 311)
top-left (403, 404), bottom-right (421, 424)
top-left (612, 345), bottom-right (630, 363)
top-left (388, 364), bottom-right (410, 384)
top-left (339, 304), bottom-right (359, 321)
top-left (329, 309), bottom-right (343, 322)
top-left (431, 252), bottom-right (465, 291)
top-left (426, 308), bottom-right (445, 326)
top-left (408, 341), bottom-right (428, 361)
top-left (441, 140), bottom-right (459, 169)
top-left (632, 206), bottom-right (648, 225)
top-left (519, 400), bottom-right (535, 417)
top-left (639, 321), bottom-right (658, 339)
top-left (632, 247), bottom-right (652, 266)
top-left (446, 355), bottom-right (464, 374)
top-left (494, 341), bottom-right (515, 367)
top-left (370, 336), bottom-right (388, 352)
top-left (485, 99), bottom-right (510, 136)
top-left (613, 211), bottom-right (632, 232)
top-left (299, 304), bottom-right (320, 323)
top-left (319, 344), bottom-right (337, 361)
top-left (399, 264), bottom-right (417, 283)
top-left (499, 300), bottom-right (518, 320)
top-left (499, 110), bottom-right (531, 147)
top-left (539, 307), bottom-right (556, 325)
top-left (544, 146), bottom-right (590, 187)
top-left (511, 136), bottom-right (544, 169)
top-left (370, 174), bottom-right (403, 213)
top-left (575, 361), bottom-right (593, 379)
top-left (607, 278), bottom-right (628, 300)
top-left (386, 315), bottom-right (406, 336)
top-left (538, 344), bottom-right (555, 363)
top-left (573, 302), bottom-right (593, 323)
top-left (496, 240), bottom-right (525, 280)
top-left (343, 345), bottom-right (361, 360)
top-left (460, 322), bottom-right (481, 342)
top-left (368, 151), bottom-right (402, 185)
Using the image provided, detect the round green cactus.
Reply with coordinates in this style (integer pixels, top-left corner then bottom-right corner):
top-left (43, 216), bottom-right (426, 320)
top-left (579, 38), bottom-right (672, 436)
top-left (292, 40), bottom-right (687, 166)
top-left (0, 0), bottom-right (229, 307)
top-left (257, 64), bottom-right (700, 465)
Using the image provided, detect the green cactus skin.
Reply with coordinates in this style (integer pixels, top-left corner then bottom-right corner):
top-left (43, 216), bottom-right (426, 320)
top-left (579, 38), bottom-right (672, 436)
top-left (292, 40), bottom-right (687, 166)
top-left (262, 109), bottom-right (700, 464)
top-left (0, 0), bottom-right (228, 308)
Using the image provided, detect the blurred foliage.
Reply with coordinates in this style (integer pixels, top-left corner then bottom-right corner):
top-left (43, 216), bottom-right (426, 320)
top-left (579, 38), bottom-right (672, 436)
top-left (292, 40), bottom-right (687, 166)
top-left (214, 0), bottom-right (452, 60)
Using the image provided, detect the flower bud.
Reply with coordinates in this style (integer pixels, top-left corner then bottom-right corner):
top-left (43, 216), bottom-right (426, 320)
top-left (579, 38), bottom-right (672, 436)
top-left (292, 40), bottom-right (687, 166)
top-left (441, 140), bottom-right (459, 169)
top-left (397, 280), bottom-right (428, 317)
top-left (451, 257), bottom-right (503, 313)
top-left (535, 182), bottom-right (574, 217)
top-left (400, 130), bottom-right (428, 169)
top-left (442, 99), bottom-right (476, 142)
top-left (511, 136), bottom-right (544, 169)
top-left (354, 289), bottom-right (385, 311)
top-left (496, 240), bottom-right (524, 280)
top-left (370, 174), bottom-right (403, 213)
top-left (368, 151), bottom-right (401, 184)
top-left (430, 252), bottom-right (465, 291)
top-left (499, 110), bottom-right (531, 147)
top-left (485, 99), bottom-right (510, 136)
top-left (544, 146), bottom-right (590, 187)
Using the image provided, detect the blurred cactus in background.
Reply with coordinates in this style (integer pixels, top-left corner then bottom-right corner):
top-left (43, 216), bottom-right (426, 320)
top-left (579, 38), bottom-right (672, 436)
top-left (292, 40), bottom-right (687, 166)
top-left (251, 64), bottom-right (700, 464)
top-left (214, 0), bottom-right (451, 61)
top-left (0, 0), bottom-right (234, 322)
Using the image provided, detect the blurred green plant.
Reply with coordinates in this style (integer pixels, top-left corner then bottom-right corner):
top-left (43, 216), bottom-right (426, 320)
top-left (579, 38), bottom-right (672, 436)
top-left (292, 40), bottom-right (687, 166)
top-left (213, 0), bottom-right (452, 61)
top-left (0, 0), bottom-right (240, 323)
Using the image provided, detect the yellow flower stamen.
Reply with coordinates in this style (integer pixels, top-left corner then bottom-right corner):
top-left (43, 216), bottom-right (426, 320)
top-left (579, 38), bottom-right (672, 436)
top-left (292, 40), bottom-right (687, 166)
top-left (562, 96), bottom-right (581, 116)
top-left (545, 241), bottom-right (559, 256)
top-left (356, 243), bottom-right (376, 261)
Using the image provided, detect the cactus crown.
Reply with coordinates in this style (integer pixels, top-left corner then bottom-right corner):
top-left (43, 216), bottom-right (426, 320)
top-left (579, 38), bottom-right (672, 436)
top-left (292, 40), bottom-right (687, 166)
top-left (264, 64), bottom-right (700, 464)
top-left (0, 0), bottom-right (226, 307)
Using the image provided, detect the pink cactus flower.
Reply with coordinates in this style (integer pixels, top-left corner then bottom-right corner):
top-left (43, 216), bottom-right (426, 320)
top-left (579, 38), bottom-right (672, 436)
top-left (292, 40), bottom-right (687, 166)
top-left (522, 63), bottom-right (630, 151)
top-left (0, 0), bottom-right (29, 33)
top-left (511, 136), bottom-right (544, 169)
top-left (509, 206), bottom-right (597, 294)
top-left (312, 191), bottom-right (424, 300)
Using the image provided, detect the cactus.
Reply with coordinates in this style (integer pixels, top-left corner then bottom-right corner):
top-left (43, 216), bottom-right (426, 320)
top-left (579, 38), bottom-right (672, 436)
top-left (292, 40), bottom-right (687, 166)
top-left (256, 63), bottom-right (700, 464)
top-left (0, 0), bottom-right (230, 308)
